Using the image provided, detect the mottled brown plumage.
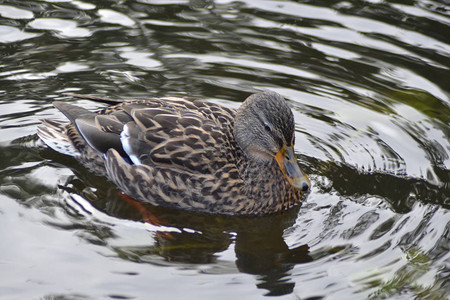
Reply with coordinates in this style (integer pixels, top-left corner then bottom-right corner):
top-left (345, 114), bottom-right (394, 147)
top-left (37, 91), bottom-right (310, 215)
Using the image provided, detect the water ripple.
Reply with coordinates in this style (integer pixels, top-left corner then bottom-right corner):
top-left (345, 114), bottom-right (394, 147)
top-left (28, 18), bottom-right (91, 38)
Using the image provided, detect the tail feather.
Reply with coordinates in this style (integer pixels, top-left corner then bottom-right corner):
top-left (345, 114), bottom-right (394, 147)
top-left (53, 101), bottom-right (94, 123)
top-left (37, 119), bottom-right (81, 157)
top-left (63, 93), bottom-right (125, 105)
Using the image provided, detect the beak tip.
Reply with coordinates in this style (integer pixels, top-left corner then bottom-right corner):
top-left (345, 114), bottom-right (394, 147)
top-left (301, 181), bottom-right (310, 192)
top-left (291, 176), bottom-right (311, 192)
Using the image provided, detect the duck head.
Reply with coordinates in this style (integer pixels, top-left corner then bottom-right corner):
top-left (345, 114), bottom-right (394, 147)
top-left (234, 91), bottom-right (311, 193)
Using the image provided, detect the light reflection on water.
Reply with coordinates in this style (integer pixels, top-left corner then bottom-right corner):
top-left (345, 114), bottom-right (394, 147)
top-left (0, 0), bottom-right (449, 299)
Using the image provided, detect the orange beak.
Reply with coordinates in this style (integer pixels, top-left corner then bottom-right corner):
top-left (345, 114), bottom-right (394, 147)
top-left (275, 144), bottom-right (310, 192)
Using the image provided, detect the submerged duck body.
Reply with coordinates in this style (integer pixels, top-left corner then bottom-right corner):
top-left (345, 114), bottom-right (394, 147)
top-left (38, 91), bottom-right (310, 215)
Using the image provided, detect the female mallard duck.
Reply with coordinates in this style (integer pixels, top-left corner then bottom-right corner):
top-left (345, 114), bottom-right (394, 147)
top-left (38, 91), bottom-right (310, 215)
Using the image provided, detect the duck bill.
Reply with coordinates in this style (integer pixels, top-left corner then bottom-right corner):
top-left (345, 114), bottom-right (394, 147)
top-left (275, 145), bottom-right (310, 191)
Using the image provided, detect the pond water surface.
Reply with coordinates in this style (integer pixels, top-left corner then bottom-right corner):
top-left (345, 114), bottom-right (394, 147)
top-left (0, 0), bottom-right (449, 299)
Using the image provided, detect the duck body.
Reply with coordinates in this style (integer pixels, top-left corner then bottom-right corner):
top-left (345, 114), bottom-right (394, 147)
top-left (38, 91), bottom-right (310, 215)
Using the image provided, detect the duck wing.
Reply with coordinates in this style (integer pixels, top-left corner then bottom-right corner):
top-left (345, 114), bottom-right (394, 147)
top-left (50, 97), bottom-right (237, 175)
top-left (121, 104), bottom-right (235, 174)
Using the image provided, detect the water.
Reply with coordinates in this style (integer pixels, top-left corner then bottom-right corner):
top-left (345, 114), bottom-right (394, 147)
top-left (0, 0), bottom-right (449, 299)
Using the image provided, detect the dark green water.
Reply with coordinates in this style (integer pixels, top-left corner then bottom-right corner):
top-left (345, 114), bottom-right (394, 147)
top-left (0, 0), bottom-right (449, 299)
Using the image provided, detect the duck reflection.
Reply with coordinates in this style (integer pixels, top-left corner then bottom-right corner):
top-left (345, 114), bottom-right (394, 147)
top-left (110, 195), bottom-right (312, 296)
top-left (54, 163), bottom-right (312, 296)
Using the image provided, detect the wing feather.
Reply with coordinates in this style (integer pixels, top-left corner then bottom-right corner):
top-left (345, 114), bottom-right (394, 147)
top-left (95, 115), bottom-right (126, 134)
top-left (112, 100), bottom-right (236, 175)
top-left (43, 96), bottom-right (239, 179)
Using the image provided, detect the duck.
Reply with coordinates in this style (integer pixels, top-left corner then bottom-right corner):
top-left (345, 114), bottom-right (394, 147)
top-left (37, 91), bottom-right (310, 215)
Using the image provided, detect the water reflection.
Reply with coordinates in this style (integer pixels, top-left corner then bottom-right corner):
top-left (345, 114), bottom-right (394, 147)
top-left (60, 164), bottom-right (314, 296)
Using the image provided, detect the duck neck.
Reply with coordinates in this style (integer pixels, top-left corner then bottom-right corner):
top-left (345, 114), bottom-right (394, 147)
top-left (237, 152), bottom-right (301, 212)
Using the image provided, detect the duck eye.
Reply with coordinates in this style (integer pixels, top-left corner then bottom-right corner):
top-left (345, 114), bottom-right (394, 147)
top-left (264, 123), bottom-right (271, 132)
